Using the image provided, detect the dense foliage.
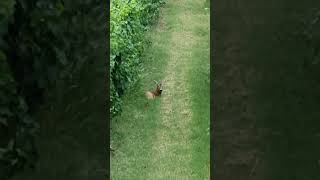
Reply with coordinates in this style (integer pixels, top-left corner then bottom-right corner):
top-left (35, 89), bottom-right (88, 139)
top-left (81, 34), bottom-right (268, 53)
top-left (0, 0), bottom-right (104, 179)
top-left (110, 0), bottom-right (164, 117)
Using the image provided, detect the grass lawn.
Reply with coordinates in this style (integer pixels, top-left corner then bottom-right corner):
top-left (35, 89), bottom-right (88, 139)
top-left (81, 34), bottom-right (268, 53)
top-left (110, 0), bottom-right (210, 179)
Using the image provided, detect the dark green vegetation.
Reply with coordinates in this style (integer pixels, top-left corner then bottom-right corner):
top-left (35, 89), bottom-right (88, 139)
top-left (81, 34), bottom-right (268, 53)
top-left (110, 0), bottom-right (164, 117)
top-left (0, 0), bottom-right (105, 179)
top-left (214, 1), bottom-right (320, 179)
top-left (111, 0), bottom-right (209, 179)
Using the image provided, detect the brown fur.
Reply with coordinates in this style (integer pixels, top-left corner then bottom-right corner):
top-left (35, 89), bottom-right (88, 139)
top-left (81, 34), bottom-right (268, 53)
top-left (145, 81), bottom-right (163, 99)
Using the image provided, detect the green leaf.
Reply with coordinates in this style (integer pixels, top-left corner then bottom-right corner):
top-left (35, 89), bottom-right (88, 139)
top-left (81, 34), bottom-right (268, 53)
top-left (18, 97), bottom-right (28, 112)
top-left (10, 158), bottom-right (18, 166)
top-left (0, 117), bottom-right (8, 126)
top-left (54, 47), bottom-right (68, 66)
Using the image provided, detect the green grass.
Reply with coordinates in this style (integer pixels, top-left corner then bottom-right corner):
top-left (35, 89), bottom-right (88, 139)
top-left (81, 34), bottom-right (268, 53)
top-left (111, 0), bottom-right (210, 179)
top-left (188, 17), bottom-right (210, 179)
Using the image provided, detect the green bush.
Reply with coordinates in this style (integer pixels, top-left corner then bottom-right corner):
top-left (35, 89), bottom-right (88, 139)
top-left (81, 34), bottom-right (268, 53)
top-left (0, 0), bottom-right (104, 178)
top-left (0, 1), bottom-right (36, 178)
top-left (110, 0), bottom-right (164, 117)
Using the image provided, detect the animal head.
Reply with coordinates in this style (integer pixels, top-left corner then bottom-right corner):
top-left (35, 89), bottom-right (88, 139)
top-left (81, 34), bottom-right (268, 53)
top-left (154, 80), bottom-right (163, 95)
top-left (145, 80), bottom-right (164, 99)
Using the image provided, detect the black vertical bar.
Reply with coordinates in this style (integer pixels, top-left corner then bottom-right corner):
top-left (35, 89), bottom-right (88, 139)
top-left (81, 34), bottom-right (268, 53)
top-left (106, 0), bottom-right (111, 179)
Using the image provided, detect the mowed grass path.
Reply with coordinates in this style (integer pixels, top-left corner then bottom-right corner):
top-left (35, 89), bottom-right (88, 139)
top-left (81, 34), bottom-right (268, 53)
top-left (111, 0), bottom-right (210, 179)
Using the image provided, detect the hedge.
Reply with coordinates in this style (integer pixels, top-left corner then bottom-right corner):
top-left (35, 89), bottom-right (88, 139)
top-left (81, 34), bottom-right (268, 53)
top-left (110, 0), bottom-right (164, 117)
top-left (0, 0), bottom-right (105, 179)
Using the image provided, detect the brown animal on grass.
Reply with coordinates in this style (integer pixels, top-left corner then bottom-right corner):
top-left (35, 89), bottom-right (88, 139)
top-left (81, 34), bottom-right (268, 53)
top-left (145, 80), bottom-right (163, 99)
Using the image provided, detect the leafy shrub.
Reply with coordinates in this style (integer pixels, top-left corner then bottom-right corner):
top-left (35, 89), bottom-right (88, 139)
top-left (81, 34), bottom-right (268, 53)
top-left (110, 0), bottom-right (164, 117)
top-left (0, 1), bottom-right (36, 178)
top-left (0, 0), bottom-right (105, 178)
